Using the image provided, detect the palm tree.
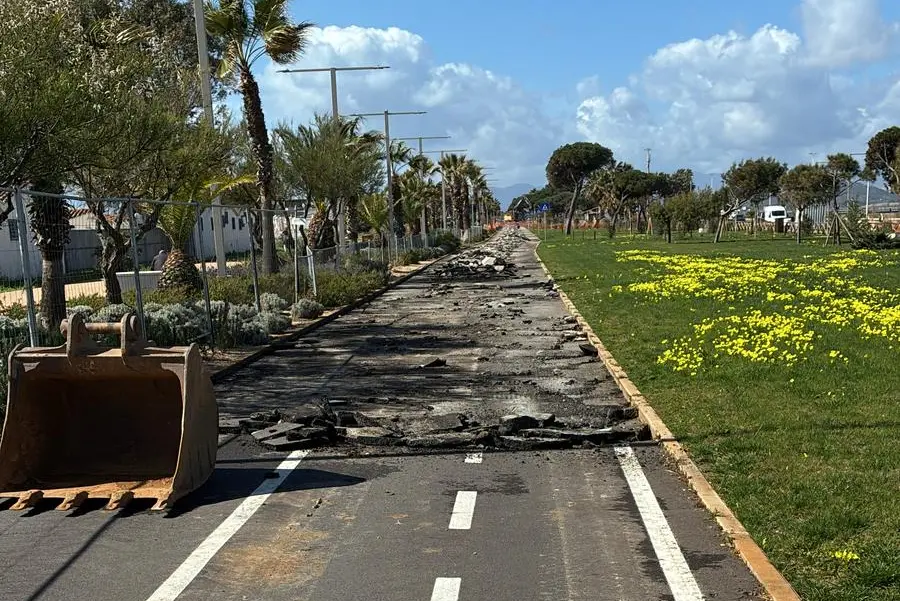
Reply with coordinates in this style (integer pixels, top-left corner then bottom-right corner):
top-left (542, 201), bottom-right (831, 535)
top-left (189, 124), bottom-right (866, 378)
top-left (204, 0), bottom-right (314, 275)
top-left (438, 153), bottom-right (469, 230)
top-left (403, 154), bottom-right (438, 234)
top-left (359, 192), bottom-right (389, 246)
top-left (388, 141), bottom-right (415, 236)
top-left (276, 114), bottom-right (384, 248)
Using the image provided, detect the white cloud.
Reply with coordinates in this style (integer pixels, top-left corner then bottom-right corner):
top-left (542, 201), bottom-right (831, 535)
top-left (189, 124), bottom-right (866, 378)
top-left (576, 0), bottom-right (900, 176)
top-left (225, 1), bottom-right (900, 191)
top-left (243, 25), bottom-right (564, 188)
top-left (801, 0), bottom-right (897, 67)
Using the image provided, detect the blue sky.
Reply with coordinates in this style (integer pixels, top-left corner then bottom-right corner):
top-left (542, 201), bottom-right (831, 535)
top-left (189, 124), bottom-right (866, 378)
top-left (238, 0), bottom-right (900, 192)
top-left (292, 0), bottom-right (805, 93)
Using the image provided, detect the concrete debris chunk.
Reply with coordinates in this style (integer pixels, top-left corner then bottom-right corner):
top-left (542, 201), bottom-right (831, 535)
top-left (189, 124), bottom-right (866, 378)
top-left (342, 426), bottom-right (402, 446)
top-left (579, 343), bottom-right (599, 357)
top-left (419, 358), bottom-right (447, 369)
top-left (498, 413), bottom-right (555, 435)
top-left (423, 413), bottom-right (466, 433)
top-left (251, 422), bottom-right (306, 441)
top-left (285, 426), bottom-right (332, 442)
top-left (518, 427), bottom-right (614, 444)
top-left (405, 432), bottom-right (477, 448)
top-left (218, 418), bottom-right (243, 434)
top-left (499, 436), bottom-right (572, 451)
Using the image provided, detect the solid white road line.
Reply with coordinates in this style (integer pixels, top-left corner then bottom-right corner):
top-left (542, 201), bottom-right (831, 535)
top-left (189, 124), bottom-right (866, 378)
top-left (464, 452), bottom-right (483, 464)
top-left (448, 491), bottom-right (478, 530)
top-left (430, 577), bottom-right (461, 601)
top-left (615, 446), bottom-right (705, 601)
top-left (145, 450), bottom-right (310, 601)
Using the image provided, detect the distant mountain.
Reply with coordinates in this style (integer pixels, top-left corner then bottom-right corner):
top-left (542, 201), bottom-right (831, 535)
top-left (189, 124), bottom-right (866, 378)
top-left (491, 183), bottom-right (538, 210)
top-left (845, 181), bottom-right (898, 209)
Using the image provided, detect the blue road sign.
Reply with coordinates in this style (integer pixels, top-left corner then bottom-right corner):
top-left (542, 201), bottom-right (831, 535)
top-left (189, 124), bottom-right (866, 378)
top-left (538, 203), bottom-right (550, 213)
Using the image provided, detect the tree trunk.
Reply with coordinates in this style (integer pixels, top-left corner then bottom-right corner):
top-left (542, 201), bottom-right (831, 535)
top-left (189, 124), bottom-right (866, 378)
top-left (28, 182), bottom-right (71, 331)
top-left (796, 207), bottom-right (803, 244)
top-left (714, 214), bottom-right (726, 243)
top-left (239, 67), bottom-right (277, 275)
top-left (101, 239), bottom-right (124, 305)
top-left (39, 251), bottom-right (66, 332)
top-left (564, 181), bottom-right (582, 235)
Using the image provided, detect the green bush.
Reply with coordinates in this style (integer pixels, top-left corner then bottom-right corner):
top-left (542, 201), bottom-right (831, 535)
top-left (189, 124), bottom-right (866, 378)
top-left (124, 285), bottom-right (199, 307)
top-left (292, 298), bottom-right (325, 319)
top-left (66, 293), bottom-right (107, 311)
top-left (315, 269), bottom-right (386, 308)
top-left (260, 292), bottom-right (289, 312)
top-left (208, 276), bottom-right (256, 305)
top-left (257, 272), bottom-right (296, 302)
top-left (0, 301), bottom-right (26, 319)
top-left (433, 231), bottom-right (461, 253)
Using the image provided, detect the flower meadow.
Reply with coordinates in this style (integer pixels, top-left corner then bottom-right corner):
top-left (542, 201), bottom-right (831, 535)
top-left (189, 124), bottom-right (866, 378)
top-left (609, 249), bottom-right (900, 375)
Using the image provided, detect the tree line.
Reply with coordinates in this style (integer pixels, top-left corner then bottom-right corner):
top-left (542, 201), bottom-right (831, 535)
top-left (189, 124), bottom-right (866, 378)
top-left (0, 0), bottom-right (497, 331)
top-left (513, 128), bottom-right (900, 244)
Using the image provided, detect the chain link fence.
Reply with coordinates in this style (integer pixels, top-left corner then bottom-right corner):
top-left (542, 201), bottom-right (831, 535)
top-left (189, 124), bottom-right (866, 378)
top-left (0, 187), bottom-right (485, 374)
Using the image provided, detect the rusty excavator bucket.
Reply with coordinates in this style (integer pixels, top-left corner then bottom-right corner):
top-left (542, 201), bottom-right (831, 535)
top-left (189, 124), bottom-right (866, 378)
top-left (0, 312), bottom-right (218, 512)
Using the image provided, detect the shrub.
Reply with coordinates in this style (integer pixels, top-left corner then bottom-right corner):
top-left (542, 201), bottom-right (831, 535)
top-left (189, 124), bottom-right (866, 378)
top-left (260, 292), bottom-right (289, 312)
top-left (124, 286), bottom-right (198, 306)
top-left (292, 299), bottom-right (325, 320)
top-left (258, 273), bottom-right (295, 301)
top-left (66, 294), bottom-right (107, 311)
top-left (315, 269), bottom-right (386, 308)
top-left (91, 304), bottom-right (132, 324)
top-left (208, 276), bottom-right (255, 305)
top-left (433, 231), bottom-right (461, 253)
top-left (145, 303), bottom-right (207, 346)
top-left (0, 301), bottom-right (26, 320)
top-left (66, 305), bottom-right (96, 318)
top-left (252, 311), bottom-right (291, 334)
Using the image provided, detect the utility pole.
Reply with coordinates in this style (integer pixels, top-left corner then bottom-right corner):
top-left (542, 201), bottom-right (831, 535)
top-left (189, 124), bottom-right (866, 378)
top-left (349, 110), bottom-right (427, 252)
top-left (644, 148), bottom-right (652, 173)
top-left (278, 65), bottom-right (391, 254)
top-left (190, 0), bottom-right (227, 275)
top-left (420, 149), bottom-right (467, 230)
top-left (395, 136), bottom-right (451, 238)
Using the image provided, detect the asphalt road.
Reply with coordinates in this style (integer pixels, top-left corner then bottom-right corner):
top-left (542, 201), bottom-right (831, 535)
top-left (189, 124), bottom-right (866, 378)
top-left (0, 229), bottom-right (762, 600)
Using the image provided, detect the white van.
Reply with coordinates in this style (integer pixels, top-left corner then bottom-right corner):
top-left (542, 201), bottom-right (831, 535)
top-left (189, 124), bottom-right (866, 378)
top-left (762, 205), bottom-right (788, 222)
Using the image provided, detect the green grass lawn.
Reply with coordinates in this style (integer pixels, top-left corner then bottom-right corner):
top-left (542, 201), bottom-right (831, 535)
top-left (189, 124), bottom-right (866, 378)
top-left (537, 230), bottom-right (900, 601)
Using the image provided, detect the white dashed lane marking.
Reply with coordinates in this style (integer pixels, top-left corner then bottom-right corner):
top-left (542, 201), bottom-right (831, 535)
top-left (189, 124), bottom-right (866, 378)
top-left (448, 491), bottom-right (478, 530)
top-left (430, 577), bottom-right (461, 601)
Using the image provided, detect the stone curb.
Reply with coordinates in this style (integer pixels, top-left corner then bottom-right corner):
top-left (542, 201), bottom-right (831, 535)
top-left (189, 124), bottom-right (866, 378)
top-left (532, 239), bottom-right (799, 601)
top-left (210, 254), bottom-right (451, 385)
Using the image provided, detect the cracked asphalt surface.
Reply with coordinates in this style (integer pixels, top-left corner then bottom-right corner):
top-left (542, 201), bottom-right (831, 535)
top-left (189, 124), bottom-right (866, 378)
top-left (0, 229), bottom-right (762, 600)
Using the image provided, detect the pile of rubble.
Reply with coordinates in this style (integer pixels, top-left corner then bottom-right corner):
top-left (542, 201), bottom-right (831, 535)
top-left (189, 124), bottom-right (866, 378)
top-left (220, 404), bottom-right (649, 452)
top-left (433, 250), bottom-right (516, 280)
top-left (432, 229), bottom-right (530, 280)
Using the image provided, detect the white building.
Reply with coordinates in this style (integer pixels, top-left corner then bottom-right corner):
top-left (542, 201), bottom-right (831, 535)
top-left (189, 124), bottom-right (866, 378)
top-left (0, 212), bottom-right (42, 281)
top-left (0, 203), bottom-right (254, 281)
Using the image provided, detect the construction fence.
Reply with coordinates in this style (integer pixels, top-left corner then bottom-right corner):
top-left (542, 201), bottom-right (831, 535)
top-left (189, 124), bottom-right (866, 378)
top-left (0, 187), bottom-right (487, 359)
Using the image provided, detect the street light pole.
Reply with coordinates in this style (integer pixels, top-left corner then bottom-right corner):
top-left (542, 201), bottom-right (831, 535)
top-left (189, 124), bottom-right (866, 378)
top-left (191, 0), bottom-right (227, 275)
top-left (278, 65), bottom-right (390, 254)
top-left (395, 136), bottom-right (451, 237)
